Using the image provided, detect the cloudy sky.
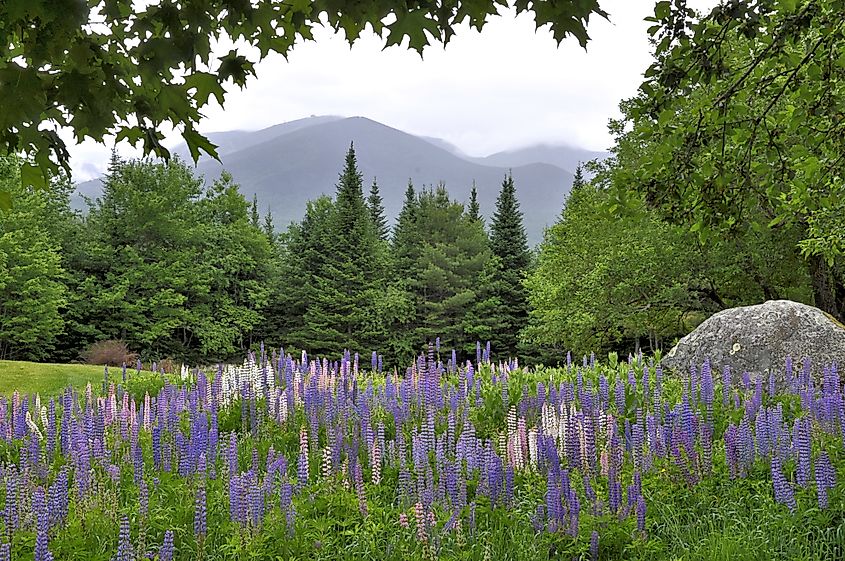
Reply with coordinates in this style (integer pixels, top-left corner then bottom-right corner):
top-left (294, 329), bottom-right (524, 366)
top-left (69, 0), bottom-right (715, 181)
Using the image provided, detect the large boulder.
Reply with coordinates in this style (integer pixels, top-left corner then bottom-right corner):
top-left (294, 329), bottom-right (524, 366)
top-left (662, 300), bottom-right (845, 382)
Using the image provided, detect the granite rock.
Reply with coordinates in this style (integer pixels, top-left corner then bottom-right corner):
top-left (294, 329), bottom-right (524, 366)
top-left (662, 300), bottom-right (845, 382)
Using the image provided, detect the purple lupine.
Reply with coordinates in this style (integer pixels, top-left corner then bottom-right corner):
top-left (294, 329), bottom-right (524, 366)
top-left (771, 456), bottom-right (796, 512)
top-left (0, 544), bottom-right (9, 561)
top-left (229, 473), bottom-right (243, 523)
top-left (815, 452), bottom-right (836, 509)
top-left (194, 483), bottom-right (207, 537)
top-left (4, 468), bottom-right (18, 532)
top-left (159, 530), bottom-right (174, 561)
top-left (590, 530), bottom-right (599, 561)
top-left (545, 470), bottom-right (562, 531)
top-left (795, 417), bottom-right (812, 488)
top-left (636, 495), bottom-right (647, 534)
top-left (115, 516), bottom-right (132, 561)
top-left (701, 360), bottom-right (714, 409)
top-left (34, 487), bottom-right (50, 561)
top-left (139, 479), bottom-right (149, 518)
top-left (615, 376), bottom-right (626, 414)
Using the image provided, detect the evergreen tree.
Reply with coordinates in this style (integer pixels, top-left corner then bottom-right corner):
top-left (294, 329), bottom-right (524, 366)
top-left (270, 197), bottom-right (335, 353)
top-left (250, 194), bottom-right (260, 228)
top-left (262, 206), bottom-right (275, 243)
top-left (392, 181), bottom-right (419, 278)
top-left (488, 172), bottom-right (532, 359)
top-left (467, 182), bottom-right (482, 223)
top-left (404, 184), bottom-right (492, 357)
top-left (367, 178), bottom-right (389, 241)
top-left (572, 163), bottom-right (586, 190)
top-left (303, 143), bottom-right (383, 355)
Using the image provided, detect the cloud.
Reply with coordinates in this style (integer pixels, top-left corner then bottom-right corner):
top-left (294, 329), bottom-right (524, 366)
top-left (67, 0), bottom-right (717, 181)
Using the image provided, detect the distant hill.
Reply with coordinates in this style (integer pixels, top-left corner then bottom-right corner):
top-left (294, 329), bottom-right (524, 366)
top-left (75, 116), bottom-right (588, 245)
top-left (472, 143), bottom-right (609, 173)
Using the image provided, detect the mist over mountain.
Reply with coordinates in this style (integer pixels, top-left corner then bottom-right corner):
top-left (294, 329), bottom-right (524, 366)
top-left (76, 116), bottom-right (607, 244)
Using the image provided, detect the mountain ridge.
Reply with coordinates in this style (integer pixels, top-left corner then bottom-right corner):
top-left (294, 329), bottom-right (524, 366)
top-left (76, 116), bottom-right (606, 244)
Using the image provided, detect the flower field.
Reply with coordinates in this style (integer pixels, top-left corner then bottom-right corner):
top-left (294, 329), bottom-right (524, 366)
top-left (1, 347), bottom-right (844, 560)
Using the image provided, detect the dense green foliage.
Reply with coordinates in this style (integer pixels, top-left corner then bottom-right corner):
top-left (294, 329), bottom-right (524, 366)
top-left (0, 0), bottom-right (605, 202)
top-left (0, 157), bottom-right (68, 360)
top-left (607, 0), bottom-right (845, 319)
top-left (526, 182), bottom-right (813, 358)
top-left (0, 150), bottom-right (539, 365)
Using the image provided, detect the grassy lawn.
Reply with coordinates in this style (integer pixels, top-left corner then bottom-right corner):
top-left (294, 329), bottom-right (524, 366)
top-left (0, 360), bottom-right (110, 395)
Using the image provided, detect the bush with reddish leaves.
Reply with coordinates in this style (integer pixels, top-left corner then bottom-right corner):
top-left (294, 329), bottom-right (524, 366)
top-left (80, 340), bottom-right (138, 367)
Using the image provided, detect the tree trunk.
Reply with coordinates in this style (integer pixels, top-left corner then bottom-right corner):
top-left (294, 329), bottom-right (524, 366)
top-left (808, 253), bottom-right (844, 321)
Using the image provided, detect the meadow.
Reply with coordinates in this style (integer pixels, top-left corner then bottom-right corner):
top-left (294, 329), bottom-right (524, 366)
top-left (0, 347), bottom-right (843, 561)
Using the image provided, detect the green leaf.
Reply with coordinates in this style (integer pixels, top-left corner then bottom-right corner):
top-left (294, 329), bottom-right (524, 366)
top-left (0, 189), bottom-right (11, 211)
top-left (183, 128), bottom-right (220, 163)
top-left (20, 163), bottom-right (47, 190)
top-left (185, 72), bottom-right (225, 106)
top-left (385, 9), bottom-right (441, 53)
top-left (655, 1), bottom-right (671, 19)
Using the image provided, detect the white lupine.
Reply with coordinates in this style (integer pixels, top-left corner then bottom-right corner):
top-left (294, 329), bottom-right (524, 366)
top-left (322, 447), bottom-right (332, 479)
top-left (40, 405), bottom-right (48, 429)
top-left (26, 411), bottom-right (43, 441)
top-left (528, 428), bottom-right (538, 469)
top-left (143, 392), bottom-right (151, 429)
top-left (278, 394), bottom-right (288, 423)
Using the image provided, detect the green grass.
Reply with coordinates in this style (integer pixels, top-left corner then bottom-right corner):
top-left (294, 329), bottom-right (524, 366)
top-left (0, 360), bottom-right (109, 395)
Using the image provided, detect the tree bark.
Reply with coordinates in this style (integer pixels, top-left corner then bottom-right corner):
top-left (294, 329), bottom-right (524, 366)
top-left (808, 253), bottom-right (844, 321)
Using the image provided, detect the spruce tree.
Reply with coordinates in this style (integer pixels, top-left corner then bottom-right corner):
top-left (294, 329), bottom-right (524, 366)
top-left (250, 194), bottom-right (260, 227)
top-left (262, 206), bottom-right (275, 243)
top-left (489, 172), bottom-right (531, 359)
top-left (572, 163), bottom-right (586, 190)
top-left (392, 181), bottom-right (419, 277)
top-left (467, 182), bottom-right (482, 223)
top-left (304, 143), bottom-right (382, 355)
top-left (367, 178), bottom-right (389, 241)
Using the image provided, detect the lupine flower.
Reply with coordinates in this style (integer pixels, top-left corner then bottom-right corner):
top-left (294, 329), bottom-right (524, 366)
top-left (194, 483), bottom-right (207, 537)
top-left (636, 495), bottom-right (647, 534)
top-left (771, 456), bottom-right (796, 512)
top-left (159, 530), bottom-right (174, 561)
top-left (297, 427), bottom-right (309, 489)
top-left (590, 530), bottom-right (599, 561)
top-left (414, 502), bottom-right (428, 543)
top-left (34, 487), bottom-right (50, 561)
top-left (114, 516), bottom-right (132, 561)
top-left (795, 417), bottom-right (812, 487)
top-left (815, 452), bottom-right (836, 509)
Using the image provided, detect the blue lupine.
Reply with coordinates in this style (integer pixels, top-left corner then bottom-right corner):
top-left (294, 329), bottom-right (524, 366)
top-left (590, 530), bottom-right (599, 561)
top-left (795, 417), bottom-right (812, 487)
top-left (815, 452), bottom-right (836, 509)
top-left (115, 516), bottom-right (132, 561)
top-left (159, 530), bottom-right (174, 561)
top-left (194, 483), bottom-right (207, 537)
top-left (771, 456), bottom-right (796, 512)
top-left (34, 487), bottom-right (50, 561)
top-left (636, 495), bottom-right (647, 533)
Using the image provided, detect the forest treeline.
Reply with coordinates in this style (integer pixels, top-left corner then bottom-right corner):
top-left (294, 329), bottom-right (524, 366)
top-left (0, 145), bottom-right (816, 366)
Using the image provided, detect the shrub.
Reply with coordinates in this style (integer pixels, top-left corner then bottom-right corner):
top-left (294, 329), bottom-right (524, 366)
top-left (81, 339), bottom-right (138, 366)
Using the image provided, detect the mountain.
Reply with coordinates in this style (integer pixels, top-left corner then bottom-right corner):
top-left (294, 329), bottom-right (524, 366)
top-left (75, 116), bottom-right (578, 244)
top-left (473, 143), bottom-right (609, 174)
